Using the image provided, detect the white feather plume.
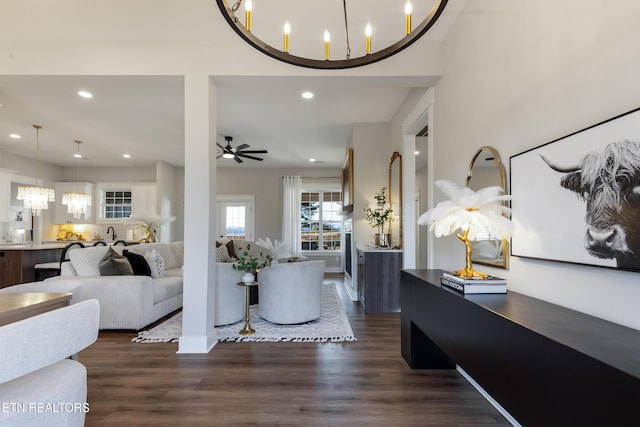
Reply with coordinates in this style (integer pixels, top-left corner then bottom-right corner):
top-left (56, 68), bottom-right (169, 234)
top-left (417, 180), bottom-right (514, 240)
top-left (255, 237), bottom-right (291, 260)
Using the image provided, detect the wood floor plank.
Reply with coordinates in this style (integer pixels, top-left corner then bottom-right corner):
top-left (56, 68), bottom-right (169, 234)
top-left (80, 275), bottom-right (511, 426)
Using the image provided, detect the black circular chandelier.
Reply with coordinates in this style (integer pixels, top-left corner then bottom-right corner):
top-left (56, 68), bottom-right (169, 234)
top-left (216, 0), bottom-right (449, 69)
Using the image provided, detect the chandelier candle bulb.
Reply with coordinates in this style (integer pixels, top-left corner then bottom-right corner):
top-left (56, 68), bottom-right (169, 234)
top-left (245, 0), bottom-right (252, 31)
top-left (365, 24), bottom-right (372, 55)
top-left (323, 30), bottom-right (330, 60)
top-left (405, 1), bottom-right (412, 35)
top-left (283, 21), bottom-right (290, 53)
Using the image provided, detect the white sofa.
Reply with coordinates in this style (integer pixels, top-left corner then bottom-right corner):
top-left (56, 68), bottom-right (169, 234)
top-left (0, 299), bottom-right (99, 427)
top-left (2, 241), bottom-right (251, 329)
top-left (40, 242), bottom-right (185, 330)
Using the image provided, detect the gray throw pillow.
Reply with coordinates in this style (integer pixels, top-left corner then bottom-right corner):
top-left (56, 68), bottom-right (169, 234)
top-left (99, 247), bottom-right (134, 276)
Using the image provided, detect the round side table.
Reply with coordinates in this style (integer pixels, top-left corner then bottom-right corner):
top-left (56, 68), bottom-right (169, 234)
top-left (236, 280), bottom-right (258, 335)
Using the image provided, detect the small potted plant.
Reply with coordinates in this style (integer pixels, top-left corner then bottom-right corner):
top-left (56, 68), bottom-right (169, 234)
top-left (233, 243), bottom-right (271, 283)
top-left (365, 187), bottom-right (393, 247)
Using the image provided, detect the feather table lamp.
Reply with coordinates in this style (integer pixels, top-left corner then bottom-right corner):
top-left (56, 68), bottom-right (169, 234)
top-left (418, 180), bottom-right (514, 279)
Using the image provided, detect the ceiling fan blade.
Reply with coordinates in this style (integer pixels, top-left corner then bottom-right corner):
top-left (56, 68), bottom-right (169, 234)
top-left (238, 149), bottom-right (268, 154)
top-left (216, 142), bottom-right (225, 150)
top-left (235, 143), bottom-right (250, 151)
top-left (233, 155), bottom-right (243, 163)
top-left (236, 153), bottom-right (264, 161)
top-left (216, 154), bottom-right (223, 159)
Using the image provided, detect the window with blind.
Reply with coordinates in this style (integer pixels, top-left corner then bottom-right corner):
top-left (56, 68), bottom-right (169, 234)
top-left (301, 191), bottom-right (342, 251)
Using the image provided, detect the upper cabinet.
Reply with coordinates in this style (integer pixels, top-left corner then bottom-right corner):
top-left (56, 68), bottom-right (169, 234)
top-left (0, 169), bottom-right (15, 222)
top-left (130, 183), bottom-right (157, 216)
top-left (52, 182), bottom-right (96, 224)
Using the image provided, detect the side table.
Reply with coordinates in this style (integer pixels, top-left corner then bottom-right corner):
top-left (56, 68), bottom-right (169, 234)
top-left (236, 281), bottom-right (258, 335)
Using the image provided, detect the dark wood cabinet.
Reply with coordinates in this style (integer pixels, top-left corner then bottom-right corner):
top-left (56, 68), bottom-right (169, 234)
top-left (357, 248), bottom-right (402, 313)
top-left (0, 246), bottom-right (63, 288)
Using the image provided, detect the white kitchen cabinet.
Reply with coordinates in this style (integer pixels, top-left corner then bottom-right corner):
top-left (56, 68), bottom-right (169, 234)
top-left (131, 183), bottom-right (157, 216)
top-left (0, 169), bottom-right (14, 222)
top-left (52, 182), bottom-right (96, 224)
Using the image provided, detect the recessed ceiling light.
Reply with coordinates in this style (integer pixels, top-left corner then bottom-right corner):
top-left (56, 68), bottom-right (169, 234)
top-left (78, 91), bottom-right (93, 98)
top-left (414, 150), bottom-right (420, 155)
top-left (309, 158), bottom-right (316, 162)
top-left (302, 91), bottom-right (314, 99)
top-left (73, 153), bottom-right (82, 158)
top-left (9, 134), bottom-right (21, 139)
top-left (122, 154), bottom-right (131, 159)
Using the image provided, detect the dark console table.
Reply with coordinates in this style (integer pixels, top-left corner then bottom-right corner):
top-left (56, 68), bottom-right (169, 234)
top-left (401, 269), bottom-right (640, 426)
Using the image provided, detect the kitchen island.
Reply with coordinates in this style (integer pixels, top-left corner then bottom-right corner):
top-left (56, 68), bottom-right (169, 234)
top-left (0, 244), bottom-right (66, 288)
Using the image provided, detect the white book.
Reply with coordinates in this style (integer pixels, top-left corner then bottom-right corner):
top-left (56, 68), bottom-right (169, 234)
top-left (442, 271), bottom-right (506, 285)
top-left (440, 277), bottom-right (507, 294)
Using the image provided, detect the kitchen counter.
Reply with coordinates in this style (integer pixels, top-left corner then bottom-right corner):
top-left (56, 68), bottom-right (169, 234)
top-left (0, 245), bottom-right (65, 288)
top-left (0, 243), bottom-right (67, 250)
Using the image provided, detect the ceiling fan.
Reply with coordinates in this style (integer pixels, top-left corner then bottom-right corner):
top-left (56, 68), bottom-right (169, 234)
top-left (216, 136), bottom-right (268, 163)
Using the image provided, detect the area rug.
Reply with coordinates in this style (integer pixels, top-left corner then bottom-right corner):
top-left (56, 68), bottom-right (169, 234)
top-left (132, 282), bottom-right (357, 343)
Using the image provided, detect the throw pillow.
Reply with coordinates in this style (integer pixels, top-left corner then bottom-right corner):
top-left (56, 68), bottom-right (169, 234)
top-left (215, 243), bottom-right (233, 262)
top-left (144, 249), bottom-right (165, 278)
top-left (99, 247), bottom-right (134, 276)
top-left (216, 239), bottom-right (236, 259)
top-left (123, 249), bottom-right (152, 276)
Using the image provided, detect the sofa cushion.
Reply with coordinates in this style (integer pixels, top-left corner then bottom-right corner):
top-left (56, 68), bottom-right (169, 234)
top-left (123, 250), bottom-right (152, 276)
top-left (152, 276), bottom-right (183, 304)
top-left (169, 241), bottom-right (184, 268)
top-left (69, 246), bottom-right (124, 277)
top-left (144, 249), bottom-right (165, 278)
top-left (129, 242), bottom-right (178, 270)
top-left (99, 247), bottom-right (134, 276)
top-left (164, 267), bottom-right (182, 278)
top-left (217, 240), bottom-right (236, 259)
top-left (215, 243), bottom-right (233, 262)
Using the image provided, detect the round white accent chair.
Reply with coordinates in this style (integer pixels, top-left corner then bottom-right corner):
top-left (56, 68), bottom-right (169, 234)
top-left (214, 263), bottom-right (247, 326)
top-left (257, 260), bottom-right (326, 324)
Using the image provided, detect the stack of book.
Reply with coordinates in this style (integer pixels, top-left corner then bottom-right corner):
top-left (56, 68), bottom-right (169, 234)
top-left (440, 271), bottom-right (507, 294)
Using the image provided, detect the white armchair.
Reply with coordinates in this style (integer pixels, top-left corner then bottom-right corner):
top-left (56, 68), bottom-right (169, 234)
top-left (0, 299), bottom-right (100, 427)
top-left (258, 260), bottom-right (325, 324)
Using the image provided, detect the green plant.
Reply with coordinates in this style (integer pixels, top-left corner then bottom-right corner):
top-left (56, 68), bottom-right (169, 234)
top-left (232, 243), bottom-right (271, 272)
top-left (365, 187), bottom-right (393, 233)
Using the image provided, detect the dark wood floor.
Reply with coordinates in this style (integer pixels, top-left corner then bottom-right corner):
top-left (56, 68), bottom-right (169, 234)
top-left (80, 275), bottom-right (511, 426)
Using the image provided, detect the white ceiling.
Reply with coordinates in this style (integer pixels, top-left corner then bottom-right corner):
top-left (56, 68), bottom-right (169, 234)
top-left (0, 1), bottom-right (463, 170)
top-left (0, 75), bottom-right (435, 169)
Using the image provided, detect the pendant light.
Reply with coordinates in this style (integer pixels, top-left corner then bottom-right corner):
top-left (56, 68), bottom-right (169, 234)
top-left (17, 125), bottom-right (55, 216)
top-left (62, 140), bottom-right (92, 219)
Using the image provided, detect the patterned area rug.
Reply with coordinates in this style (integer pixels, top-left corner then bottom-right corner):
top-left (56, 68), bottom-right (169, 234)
top-left (132, 283), bottom-right (357, 343)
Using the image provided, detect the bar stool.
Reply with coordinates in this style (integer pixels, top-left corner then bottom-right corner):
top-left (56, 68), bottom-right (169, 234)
top-left (34, 242), bottom-right (86, 281)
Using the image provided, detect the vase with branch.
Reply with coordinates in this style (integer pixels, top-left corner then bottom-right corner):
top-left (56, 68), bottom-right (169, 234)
top-left (233, 243), bottom-right (271, 283)
top-left (365, 187), bottom-right (393, 247)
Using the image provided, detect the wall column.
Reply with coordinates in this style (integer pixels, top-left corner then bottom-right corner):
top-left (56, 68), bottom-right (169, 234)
top-left (178, 74), bottom-right (217, 353)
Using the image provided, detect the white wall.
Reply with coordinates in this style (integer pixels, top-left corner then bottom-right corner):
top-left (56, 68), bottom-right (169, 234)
top-left (350, 123), bottom-right (393, 248)
top-left (433, 0), bottom-right (640, 329)
top-left (217, 166), bottom-right (341, 238)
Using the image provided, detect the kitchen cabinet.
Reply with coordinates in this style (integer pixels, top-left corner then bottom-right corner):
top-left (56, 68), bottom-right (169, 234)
top-left (52, 182), bottom-right (96, 224)
top-left (0, 169), bottom-right (14, 222)
top-left (131, 183), bottom-right (157, 215)
top-left (0, 244), bottom-right (65, 288)
top-left (357, 247), bottom-right (403, 313)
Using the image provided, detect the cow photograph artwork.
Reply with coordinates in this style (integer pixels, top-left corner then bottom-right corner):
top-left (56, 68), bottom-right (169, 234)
top-left (510, 107), bottom-right (640, 272)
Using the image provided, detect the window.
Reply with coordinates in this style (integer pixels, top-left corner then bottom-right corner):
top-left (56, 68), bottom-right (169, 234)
top-left (301, 191), bottom-right (342, 251)
top-left (216, 195), bottom-right (255, 242)
top-left (103, 190), bottom-right (132, 219)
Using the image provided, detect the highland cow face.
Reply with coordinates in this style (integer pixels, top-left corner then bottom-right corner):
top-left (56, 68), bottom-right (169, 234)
top-left (542, 140), bottom-right (640, 269)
